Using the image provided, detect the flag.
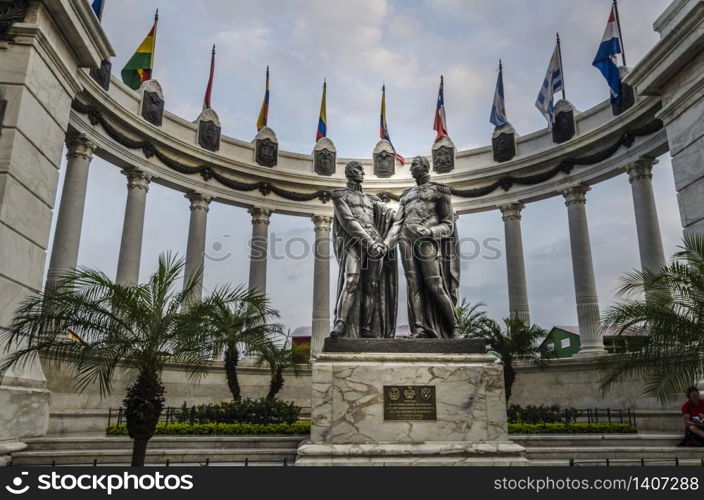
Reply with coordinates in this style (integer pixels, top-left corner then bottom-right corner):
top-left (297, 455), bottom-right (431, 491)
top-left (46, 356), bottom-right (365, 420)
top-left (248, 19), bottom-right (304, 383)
top-left (490, 61), bottom-right (509, 128)
top-left (316, 80), bottom-right (327, 141)
top-left (535, 42), bottom-right (564, 128)
top-left (203, 45), bottom-right (216, 110)
top-left (433, 75), bottom-right (448, 141)
top-left (380, 85), bottom-right (405, 165)
top-left (91, 0), bottom-right (105, 20)
top-left (592, 5), bottom-right (622, 105)
top-left (256, 66), bottom-right (270, 131)
top-left (120, 11), bottom-right (158, 90)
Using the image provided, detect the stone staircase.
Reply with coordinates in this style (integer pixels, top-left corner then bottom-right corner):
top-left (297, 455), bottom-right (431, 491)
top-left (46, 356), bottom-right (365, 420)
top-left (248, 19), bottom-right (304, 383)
top-left (10, 435), bottom-right (305, 466)
top-left (9, 433), bottom-right (704, 466)
top-left (512, 434), bottom-right (704, 466)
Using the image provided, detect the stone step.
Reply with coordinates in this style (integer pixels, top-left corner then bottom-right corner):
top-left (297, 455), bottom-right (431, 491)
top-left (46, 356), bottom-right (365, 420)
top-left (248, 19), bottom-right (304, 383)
top-left (525, 446), bottom-right (704, 461)
top-left (512, 433), bottom-right (681, 448)
top-left (26, 435), bottom-right (306, 451)
top-left (10, 448), bottom-right (298, 466)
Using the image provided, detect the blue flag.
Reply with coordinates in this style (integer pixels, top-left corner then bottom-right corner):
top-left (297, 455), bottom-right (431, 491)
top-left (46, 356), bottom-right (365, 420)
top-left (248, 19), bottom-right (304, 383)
top-left (490, 62), bottom-right (508, 128)
top-left (592, 6), bottom-right (622, 105)
top-left (91, 0), bottom-right (105, 20)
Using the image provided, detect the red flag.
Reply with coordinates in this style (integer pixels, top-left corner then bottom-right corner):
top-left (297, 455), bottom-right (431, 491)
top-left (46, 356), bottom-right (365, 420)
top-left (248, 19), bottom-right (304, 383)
top-left (433, 75), bottom-right (448, 141)
top-left (203, 45), bottom-right (215, 110)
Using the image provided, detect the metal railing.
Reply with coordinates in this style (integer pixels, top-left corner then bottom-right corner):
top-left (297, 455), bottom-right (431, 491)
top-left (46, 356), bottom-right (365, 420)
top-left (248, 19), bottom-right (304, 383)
top-left (570, 458), bottom-right (704, 467)
top-left (508, 407), bottom-right (637, 427)
top-left (108, 407), bottom-right (202, 427)
top-left (9, 457), bottom-right (293, 467)
top-left (107, 406), bottom-right (304, 427)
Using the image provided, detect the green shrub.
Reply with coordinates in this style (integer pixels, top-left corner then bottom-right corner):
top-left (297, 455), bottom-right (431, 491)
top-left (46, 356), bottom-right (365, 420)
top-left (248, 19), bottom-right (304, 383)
top-left (507, 404), bottom-right (580, 424)
top-left (106, 421), bottom-right (311, 436)
top-left (508, 422), bottom-right (637, 434)
top-left (171, 398), bottom-right (300, 425)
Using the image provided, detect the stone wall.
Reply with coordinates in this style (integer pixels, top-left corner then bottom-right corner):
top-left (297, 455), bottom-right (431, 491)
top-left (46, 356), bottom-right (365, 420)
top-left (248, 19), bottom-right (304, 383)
top-left (43, 354), bottom-right (687, 434)
top-left (511, 356), bottom-right (668, 409)
top-left (43, 357), bottom-right (313, 434)
top-left (510, 356), bottom-right (682, 431)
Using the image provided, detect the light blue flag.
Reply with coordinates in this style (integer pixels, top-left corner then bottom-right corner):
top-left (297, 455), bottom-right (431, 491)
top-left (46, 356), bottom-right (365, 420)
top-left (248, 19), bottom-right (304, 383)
top-left (535, 42), bottom-right (564, 128)
top-left (490, 62), bottom-right (508, 128)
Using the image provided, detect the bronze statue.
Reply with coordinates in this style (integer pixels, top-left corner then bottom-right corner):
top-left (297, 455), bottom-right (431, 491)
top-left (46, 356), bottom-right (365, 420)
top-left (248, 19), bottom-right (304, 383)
top-left (331, 161), bottom-right (398, 338)
top-left (385, 156), bottom-right (460, 338)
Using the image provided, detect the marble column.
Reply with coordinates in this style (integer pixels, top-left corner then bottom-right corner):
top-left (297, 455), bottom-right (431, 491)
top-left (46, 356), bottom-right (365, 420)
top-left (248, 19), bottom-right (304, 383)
top-left (499, 202), bottom-right (530, 324)
top-left (115, 169), bottom-right (151, 285)
top-left (248, 207), bottom-right (272, 295)
top-left (627, 158), bottom-right (667, 275)
top-left (311, 215), bottom-right (333, 357)
top-left (46, 134), bottom-right (97, 287)
top-left (563, 185), bottom-right (606, 356)
top-left (184, 192), bottom-right (212, 300)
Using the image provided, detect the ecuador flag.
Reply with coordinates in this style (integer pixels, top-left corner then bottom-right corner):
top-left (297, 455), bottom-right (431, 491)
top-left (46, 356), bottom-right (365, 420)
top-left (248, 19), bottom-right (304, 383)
top-left (256, 66), bottom-right (270, 131)
top-left (121, 12), bottom-right (158, 90)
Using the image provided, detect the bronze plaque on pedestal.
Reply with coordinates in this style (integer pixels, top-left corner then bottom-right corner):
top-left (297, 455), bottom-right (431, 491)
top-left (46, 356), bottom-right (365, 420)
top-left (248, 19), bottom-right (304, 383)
top-left (383, 385), bottom-right (436, 421)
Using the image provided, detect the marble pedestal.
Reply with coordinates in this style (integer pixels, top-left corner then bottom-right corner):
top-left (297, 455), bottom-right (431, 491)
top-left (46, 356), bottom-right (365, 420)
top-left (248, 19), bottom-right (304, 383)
top-left (296, 339), bottom-right (527, 466)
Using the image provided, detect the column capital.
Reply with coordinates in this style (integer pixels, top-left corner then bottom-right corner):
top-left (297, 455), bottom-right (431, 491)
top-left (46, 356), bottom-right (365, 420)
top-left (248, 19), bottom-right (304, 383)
top-left (186, 191), bottom-right (212, 212)
top-left (499, 202), bottom-right (525, 222)
top-left (562, 184), bottom-right (590, 206)
top-left (249, 207), bottom-right (272, 225)
top-left (626, 157), bottom-right (659, 183)
top-left (66, 133), bottom-right (97, 161)
top-left (121, 168), bottom-right (151, 192)
top-left (312, 215), bottom-right (333, 232)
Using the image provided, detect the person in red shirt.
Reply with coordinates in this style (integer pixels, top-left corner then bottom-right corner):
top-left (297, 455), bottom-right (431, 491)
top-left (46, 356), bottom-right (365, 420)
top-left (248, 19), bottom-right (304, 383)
top-left (681, 386), bottom-right (704, 446)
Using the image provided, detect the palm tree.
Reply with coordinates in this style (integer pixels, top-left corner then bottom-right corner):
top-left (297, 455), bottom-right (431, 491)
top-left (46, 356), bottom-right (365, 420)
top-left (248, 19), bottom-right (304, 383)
top-left (468, 317), bottom-right (546, 402)
top-left (600, 234), bottom-right (704, 404)
top-left (0, 254), bottom-right (217, 466)
top-left (257, 332), bottom-right (309, 400)
top-left (203, 287), bottom-right (282, 400)
top-left (456, 299), bottom-right (491, 338)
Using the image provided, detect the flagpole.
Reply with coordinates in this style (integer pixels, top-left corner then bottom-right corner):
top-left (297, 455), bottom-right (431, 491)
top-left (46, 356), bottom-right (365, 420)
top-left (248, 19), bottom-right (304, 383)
top-left (612, 0), bottom-right (627, 67)
top-left (556, 33), bottom-right (566, 100)
top-left (151, 9), bottom-right (159, 76)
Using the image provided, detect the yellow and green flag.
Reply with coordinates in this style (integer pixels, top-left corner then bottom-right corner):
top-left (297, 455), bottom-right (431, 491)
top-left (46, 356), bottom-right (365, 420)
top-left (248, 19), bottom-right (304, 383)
top-left (121, 11), bottom-right (158, 90)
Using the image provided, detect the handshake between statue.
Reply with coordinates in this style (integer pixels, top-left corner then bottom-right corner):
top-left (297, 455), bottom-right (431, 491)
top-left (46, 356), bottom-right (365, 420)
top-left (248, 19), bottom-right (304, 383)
top-left (330, 157), bottom-right (460, 340)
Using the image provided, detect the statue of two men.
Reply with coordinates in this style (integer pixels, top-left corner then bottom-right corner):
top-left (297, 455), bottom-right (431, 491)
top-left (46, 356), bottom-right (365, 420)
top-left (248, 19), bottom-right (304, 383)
top-left (330, 156), bottom-right (460, 339)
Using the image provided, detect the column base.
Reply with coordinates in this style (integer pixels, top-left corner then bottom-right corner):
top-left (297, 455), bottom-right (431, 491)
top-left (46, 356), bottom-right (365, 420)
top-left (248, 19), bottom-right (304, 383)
top-left (573, 347), bottom-right (608, 358)
top-left (0, 338), bottom-right (50, 446)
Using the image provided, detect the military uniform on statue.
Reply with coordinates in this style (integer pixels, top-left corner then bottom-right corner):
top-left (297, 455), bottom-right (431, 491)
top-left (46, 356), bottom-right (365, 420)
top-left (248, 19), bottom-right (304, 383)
top-left (385, 156), bottom-right (460, 339)
top-left (330, 161), bottom-right (397, 339)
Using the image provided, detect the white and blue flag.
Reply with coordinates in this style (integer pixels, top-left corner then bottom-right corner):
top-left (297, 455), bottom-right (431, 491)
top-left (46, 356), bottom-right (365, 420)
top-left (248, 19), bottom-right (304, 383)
top-left (490, 62), bottom-right (508, 128)
top-left (535, 43), bottom-right (564, 129)
top-left (592, 5), bottom-right (622, 105)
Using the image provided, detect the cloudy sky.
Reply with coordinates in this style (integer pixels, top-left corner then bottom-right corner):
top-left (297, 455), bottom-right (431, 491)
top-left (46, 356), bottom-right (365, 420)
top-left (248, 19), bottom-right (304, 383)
top-left (49, 0), bottom-right (681, 332)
